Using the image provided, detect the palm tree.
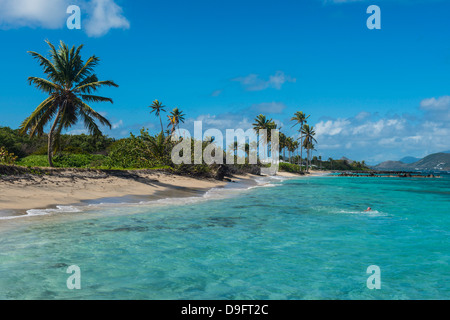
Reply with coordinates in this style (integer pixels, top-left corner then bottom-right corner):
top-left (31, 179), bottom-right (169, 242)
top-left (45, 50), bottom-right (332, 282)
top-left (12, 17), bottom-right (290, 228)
top-left (328, 157), bottom-right (333, 170)
top-left (286, 136), bottom-right (295, 163)
top-left (279, 132), bottom-right (287, 161)
top-left (240, 142), bottom-right (250, 162)
top-left (291, 111), bottom-right (310, 171)
top-left (149, 100), bottom-right (166, 136)
top-left (252, 114), bottom-right (273, 160)
top-left (167, 108), bottom-right (186, 136)
top-left (228, 141), bottom-right (239, 157)
top-left (20, 40), bottom-right (118, 167)
top-left (301, 124), bottom-right (317, 172)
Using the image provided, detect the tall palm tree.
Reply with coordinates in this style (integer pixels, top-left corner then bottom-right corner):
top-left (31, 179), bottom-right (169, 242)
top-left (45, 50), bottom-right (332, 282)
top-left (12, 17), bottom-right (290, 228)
top-left (301, 124), bottom-right (317, 172)
top-left (167, 108), bottom-right (186, 136)
top-left (291, 111), bottom-right (310, 171)
top-left (149, 100), bottom-right (166, 136)
top-left (279, 132), bottom-right (287, 161)
top-left (286, 136), bottom-right (295, 163)
top-left (252, 114), bottom-right (273, 160)
top-left (20, 40), bottom-right (118, 167)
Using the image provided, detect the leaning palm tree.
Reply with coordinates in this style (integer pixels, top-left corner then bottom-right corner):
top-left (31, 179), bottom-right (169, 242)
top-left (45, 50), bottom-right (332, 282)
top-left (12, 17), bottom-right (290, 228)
top-left (149, 100), bottom-right (166, 136)
top-left (291, 111), bottom-right (310, 171)
top-left (20, 40), bottom-right (118, 167)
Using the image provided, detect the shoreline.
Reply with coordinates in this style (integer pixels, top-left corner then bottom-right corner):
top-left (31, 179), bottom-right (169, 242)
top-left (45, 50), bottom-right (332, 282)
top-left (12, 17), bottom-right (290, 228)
top-left (0, 169), bottom-right (263, 219)
top-left (0, 167), bottom-right (330, 220)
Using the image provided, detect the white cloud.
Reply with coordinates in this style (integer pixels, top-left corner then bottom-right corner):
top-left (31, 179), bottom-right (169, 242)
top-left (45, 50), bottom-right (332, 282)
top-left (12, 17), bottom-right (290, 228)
top-left (420, 96), bottom-right (450, 111)
top-left (84, 0), bottom-right (130, 37)
top-left (232, 71), bottom-right (296, 91)
top-left (112, 119), bottom-right (123, 129)
top-left (0, 0), bottom-right (130, 37)
top-left (251, 102), bottom-right (287, 114)
top-left (314, 103), bottom-right (450, 164)
top-left (0, 0), bottom-right (69, 29)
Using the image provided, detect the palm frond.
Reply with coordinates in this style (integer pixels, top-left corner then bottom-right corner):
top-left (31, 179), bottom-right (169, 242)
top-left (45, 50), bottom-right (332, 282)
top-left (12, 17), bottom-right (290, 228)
top-left (77, 99), bottom-right (112, 129)
top-left (19, 96), bottom-right (57, 136)
top-left (81, 95), bottom-right (114, 104)
top-left (73, 80), bottom-right (119, 94)
top-left (28, 77), bottom-right (60, 94)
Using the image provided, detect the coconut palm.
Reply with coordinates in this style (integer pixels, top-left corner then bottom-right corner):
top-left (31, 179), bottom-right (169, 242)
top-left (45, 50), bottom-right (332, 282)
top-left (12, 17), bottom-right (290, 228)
top-left (291, 111), bottom-right (310, 171)
top-left (252, 114), bottom-right (273, 159)
top-left (279, 132), bottom-right (288, 161)
top-left (20, 40), bottom-right (118, 167)
top-left (286, 136), bottom-right (295, 163)
top-left (167, 108), bottom-right (186, 136)
top-left (301, 124), bottom-right (317, 172)
top-left (149, 100), bottom-right (166, 136)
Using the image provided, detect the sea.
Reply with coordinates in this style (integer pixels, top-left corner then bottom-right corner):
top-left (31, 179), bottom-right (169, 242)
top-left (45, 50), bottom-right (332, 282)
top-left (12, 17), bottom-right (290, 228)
top-left (0, 172), bottom-right (449, 300)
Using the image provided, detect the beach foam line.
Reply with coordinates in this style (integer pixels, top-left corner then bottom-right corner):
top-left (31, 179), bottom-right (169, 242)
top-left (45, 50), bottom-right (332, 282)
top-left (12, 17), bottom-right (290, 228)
top-left (0, 206), bottom-right (82, 220)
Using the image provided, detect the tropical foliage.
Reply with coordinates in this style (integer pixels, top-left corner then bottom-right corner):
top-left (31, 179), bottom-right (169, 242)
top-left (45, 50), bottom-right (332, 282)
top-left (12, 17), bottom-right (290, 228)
top-left (20, 40), bottom-right (118, 167)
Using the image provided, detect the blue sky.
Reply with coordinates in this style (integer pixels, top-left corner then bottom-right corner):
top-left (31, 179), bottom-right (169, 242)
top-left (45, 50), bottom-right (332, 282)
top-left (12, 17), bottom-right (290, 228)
top-left (0, 0), bottom-right (449, 164)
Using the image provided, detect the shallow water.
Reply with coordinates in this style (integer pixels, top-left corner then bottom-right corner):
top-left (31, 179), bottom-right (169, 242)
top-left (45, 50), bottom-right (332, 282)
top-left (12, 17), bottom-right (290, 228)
top-left (0, 174), bottom-right (449, 299)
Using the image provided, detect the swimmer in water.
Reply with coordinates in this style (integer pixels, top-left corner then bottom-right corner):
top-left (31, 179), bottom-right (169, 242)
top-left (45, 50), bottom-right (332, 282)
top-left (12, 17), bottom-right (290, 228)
top-left (364, 207), bottom-right (372, 212)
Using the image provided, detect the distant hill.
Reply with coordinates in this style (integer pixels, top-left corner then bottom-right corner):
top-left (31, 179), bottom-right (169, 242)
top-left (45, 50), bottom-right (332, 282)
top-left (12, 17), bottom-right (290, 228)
top-left (410, 153), bottom-right (450, 171)
top-left (373, 153), bottom-right (450, 171)
top-left (399, 156), bottom-right (420, 164)
top-left (372, 161), bottom-right (409, 171)
top-left (340, 156), bottom-right (354, 164)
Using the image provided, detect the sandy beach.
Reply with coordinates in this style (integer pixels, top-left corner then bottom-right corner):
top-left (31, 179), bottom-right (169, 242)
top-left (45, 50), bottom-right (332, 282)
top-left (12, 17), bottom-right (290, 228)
top-left (0, 167), bottom-right (330, 217)
top-left (0, 169), bottom-right (261, 214)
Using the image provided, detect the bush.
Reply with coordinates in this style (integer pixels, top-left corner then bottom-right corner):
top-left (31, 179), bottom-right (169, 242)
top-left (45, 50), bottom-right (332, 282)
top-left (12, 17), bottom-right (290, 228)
top-left (0, 146), bottom-right (18, 165)
top-left (53, 154), bottom-right (107, 168)
top-left (279, 162), bottom-right (301, 173)
top-left (15, 155), bottom-right (49, 167)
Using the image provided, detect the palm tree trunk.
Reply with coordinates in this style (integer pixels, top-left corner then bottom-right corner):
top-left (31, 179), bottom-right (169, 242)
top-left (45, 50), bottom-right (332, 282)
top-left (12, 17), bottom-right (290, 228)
top-left (47, 108), bottom-right (62, 167)
top-left (300, 131), bottom-right (304, 172)
top-left (159, 114), bottom-right (164, 136)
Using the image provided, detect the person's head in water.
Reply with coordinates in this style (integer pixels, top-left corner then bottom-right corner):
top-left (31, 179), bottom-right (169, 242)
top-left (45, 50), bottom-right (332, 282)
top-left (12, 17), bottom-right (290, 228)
top-left (365, 207), bottom-right (372, 212)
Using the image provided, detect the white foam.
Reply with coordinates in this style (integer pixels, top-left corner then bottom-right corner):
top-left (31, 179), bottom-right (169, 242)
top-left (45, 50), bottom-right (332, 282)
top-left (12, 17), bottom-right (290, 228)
top-left (0, 206), bottom-right (82, 220)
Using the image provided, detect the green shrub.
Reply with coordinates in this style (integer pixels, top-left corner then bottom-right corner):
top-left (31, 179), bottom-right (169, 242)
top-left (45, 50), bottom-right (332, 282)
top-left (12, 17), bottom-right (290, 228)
top-left (0, 146), bottom-right (18, 165)
top-left (279, 162), bottom-right (301, 173)
top-left (16, 154), bottom-right (107, 168)
top-left (16, 155), bottom-right (49, 167)
top-left (53, 153), bottom-right (107, 168)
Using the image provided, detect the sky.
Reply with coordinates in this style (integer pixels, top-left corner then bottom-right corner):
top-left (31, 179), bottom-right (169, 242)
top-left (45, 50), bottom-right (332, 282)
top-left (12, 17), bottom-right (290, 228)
top-left (0, 0), bottom-right (449, 164)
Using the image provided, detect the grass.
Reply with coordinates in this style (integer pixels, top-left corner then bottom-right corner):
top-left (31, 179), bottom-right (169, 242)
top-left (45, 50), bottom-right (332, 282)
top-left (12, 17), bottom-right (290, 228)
top-left (16, 154), bottom-right (107, 169)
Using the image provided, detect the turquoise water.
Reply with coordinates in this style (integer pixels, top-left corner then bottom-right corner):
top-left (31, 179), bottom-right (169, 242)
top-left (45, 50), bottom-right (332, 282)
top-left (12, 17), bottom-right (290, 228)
top-left (0, 174), bottom-right (449, 300)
